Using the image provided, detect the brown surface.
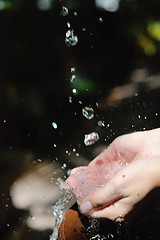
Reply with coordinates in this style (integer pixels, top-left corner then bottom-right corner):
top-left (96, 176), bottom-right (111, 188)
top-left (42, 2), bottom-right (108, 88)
top-left (58, 209), bottom-right (89, 240)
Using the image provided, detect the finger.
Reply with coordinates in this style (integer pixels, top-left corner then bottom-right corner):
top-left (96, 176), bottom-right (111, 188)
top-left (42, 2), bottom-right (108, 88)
top-left (89, 198), bottom-right (129, 222)
top-left (65, 175), bottom-right (80, 190)
top-left (70, 166), bottom-right (87, 175)
top-left (80, 176), bottom-right (125, 214)
top-left (65, 166), bottom-right (88, 193)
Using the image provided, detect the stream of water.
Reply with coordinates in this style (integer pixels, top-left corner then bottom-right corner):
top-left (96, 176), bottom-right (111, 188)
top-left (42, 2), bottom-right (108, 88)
top-left (49, 188), bottom-right (76, 240)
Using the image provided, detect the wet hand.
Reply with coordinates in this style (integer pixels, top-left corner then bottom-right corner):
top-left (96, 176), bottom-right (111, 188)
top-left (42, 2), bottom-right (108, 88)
top-left (80, 157), bottom-right (160, 221)
top-left (66, 128), bottom-right (160, 221)
top-left (89, 128), bottom-right (160, 168)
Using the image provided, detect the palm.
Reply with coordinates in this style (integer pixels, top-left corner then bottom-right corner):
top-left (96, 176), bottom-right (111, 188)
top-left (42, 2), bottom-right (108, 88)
top-left (89, 129), bottom-right (160, 167)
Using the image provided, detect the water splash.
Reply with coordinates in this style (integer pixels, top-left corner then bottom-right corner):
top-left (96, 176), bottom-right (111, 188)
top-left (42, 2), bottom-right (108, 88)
top-left (70, 74), bottom-right (77, 82)
top-left (65, 29), bottom-right (78, 47)
top-left (82, 106), bottom-right (94, 120)
top-left (52, 122), bottom-right (58, 129)
top-left (65, 160), bottom-right (126, 206)
top-left (87, 219), bottom-right (101, 239)
top-left (50, 190), bottom-right (76, 240)
top-left (71, 67), bottom-right (76, 72)
top-left (84, 132), bottom-right (99, 146)
top-left (60, 6), bottom-right (68, 16)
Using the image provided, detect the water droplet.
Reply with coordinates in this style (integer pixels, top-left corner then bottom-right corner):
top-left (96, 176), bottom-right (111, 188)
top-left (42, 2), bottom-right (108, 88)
top-left (82, 107), bottom-right (94, 120)
top-left (56, 177), bottom-right (65, 190)
top-left (82, 27), bottom-right (86, 31)
top-left (67, 169), bottom-right (71, 176)
top-left (97, 120), bottom-right (105, 126)
top-left (62, 163), bottom-right (67, 169)
top-left (107, 233), bottom-right (114, 239)
top-left (84, 132), bottom-right (99, 146)
top-left (71, 67), bottom-right (76, 72)
top-left (38, 158), bottom-right (42, 162)
top-left (99, 17), bottom-right (103, 23)
top-left (66, 22), bottom-right (70, 28)
top-left (69, 96), bottom-right (72, 103)
top-left (70, 74), bottom-right (77, 82)
top-left (96, 102), bottom-right (99, 107)
top-left (138, 115), bottom-right (141, 119)
top-left (72, 148), bottom-right (76, 152)
top-left (3, 119), bottom-right (6, 123)
top-left (50, 177), bottom-right (55, 182)
top-left (60, 6), bottom-right (68, 16)
top-left (79, 100), bottom-right (82, 104)
top-left (65, 29), bottom-right (78, 47)
top-left (72, 88), bottom-right (77, 94)
top-left (53, 144), bottom-right (57, 147)
top-left (52, 122), bottom-right (58, 129)
top-left (98, 120), bottom-right (102, 126)
top-left (65, 150), bottom-right (71, 155)
top-left (74, 11), bottom-right (78, 16)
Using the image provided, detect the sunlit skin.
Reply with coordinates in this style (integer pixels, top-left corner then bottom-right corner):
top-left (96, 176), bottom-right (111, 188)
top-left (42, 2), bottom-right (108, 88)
top-left (66, 128), bottom-right (160, 222)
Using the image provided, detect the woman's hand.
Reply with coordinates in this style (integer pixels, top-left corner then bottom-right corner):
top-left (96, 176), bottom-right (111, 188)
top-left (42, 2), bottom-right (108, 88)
top-left (80, 156), bottom-right (160, 222)
top-left (88, 128), bottom-right (160, 168)
top-left (66, 128), bottom-right (160, 222)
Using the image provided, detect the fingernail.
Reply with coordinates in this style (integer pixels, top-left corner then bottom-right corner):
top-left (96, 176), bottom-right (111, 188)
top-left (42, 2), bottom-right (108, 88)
top-left (80, 201), bottom-right (93, 213)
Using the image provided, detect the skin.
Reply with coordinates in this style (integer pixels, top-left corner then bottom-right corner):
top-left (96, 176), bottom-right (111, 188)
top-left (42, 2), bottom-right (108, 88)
top-left (67, 128), bottom-right (160, 222)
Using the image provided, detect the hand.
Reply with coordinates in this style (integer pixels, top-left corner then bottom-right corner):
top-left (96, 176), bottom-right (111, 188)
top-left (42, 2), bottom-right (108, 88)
top-left (88, 128), bottom-right (160, 168)
top-left (66, 128), bottom-right (160, 222)
top-left (80, 156), bottom-right (160, 222)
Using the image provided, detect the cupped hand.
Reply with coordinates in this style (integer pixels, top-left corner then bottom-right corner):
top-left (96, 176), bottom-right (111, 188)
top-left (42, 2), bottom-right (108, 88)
top-left (66, 128), bottom-right (160, 222)
top-left (80, 156), bottom-right (160, 222)
top-left (89, 128), bottom-right (160, 168)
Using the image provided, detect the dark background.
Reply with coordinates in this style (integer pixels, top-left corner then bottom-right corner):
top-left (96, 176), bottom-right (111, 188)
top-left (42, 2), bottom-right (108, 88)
top-left (1, 0), bottom-right (160, 239)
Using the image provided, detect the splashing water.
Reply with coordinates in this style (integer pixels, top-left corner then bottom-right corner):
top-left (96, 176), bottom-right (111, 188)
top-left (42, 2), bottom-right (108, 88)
top-left (60, 6), bottom-right (68, 16)
top-left (82, 106), bottom-right (94, 120)
top-left (87, 218), bottom-right (115, 240)
top-left (71, 67), bottom-right (76, 72)
top-left (84, 132), bottom-right (99, 146)
top-left (50, 162), bottom-right (128, 240)
top-left (87, 218), bottom-right (103, 240)
top-left (65, 160), bottom-right (126, 205)
top-left (65, 29), bottom-right (78, 47)
top-left (50, 178), bottom-right (106, 240)
top-left (90, 234), bottom-right (107, 240)
top-left (52, 122), bottom-right (58, 129)
top-left (50, 191), bottom-right (75, 240)
top-left (70, 74), bottom-right (77, 82)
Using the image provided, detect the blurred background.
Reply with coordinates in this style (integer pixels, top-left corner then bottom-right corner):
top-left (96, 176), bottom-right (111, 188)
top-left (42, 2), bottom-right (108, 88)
top-left (1, 0), bottom-right (160, 239)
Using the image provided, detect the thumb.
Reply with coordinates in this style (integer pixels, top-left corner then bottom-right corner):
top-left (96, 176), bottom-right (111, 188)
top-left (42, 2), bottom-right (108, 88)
top-left (79, 177), bottom-right (123, 214)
